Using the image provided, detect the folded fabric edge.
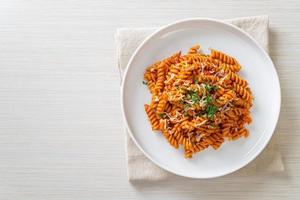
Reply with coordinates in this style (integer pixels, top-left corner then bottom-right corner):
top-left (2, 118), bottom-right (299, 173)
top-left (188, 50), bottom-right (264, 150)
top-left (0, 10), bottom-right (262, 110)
top-left (115, 15), bottom-right (269, 32)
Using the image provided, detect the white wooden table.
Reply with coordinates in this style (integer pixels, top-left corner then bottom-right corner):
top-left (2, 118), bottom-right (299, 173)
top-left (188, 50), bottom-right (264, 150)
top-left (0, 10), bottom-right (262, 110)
top-left (0, 0), bottom-right (299, 199)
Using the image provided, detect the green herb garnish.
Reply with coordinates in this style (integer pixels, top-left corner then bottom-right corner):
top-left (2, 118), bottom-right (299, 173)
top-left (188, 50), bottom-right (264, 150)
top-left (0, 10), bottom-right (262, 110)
top-left (204, 83), bottom-right (217, 93)
top-left (184, 110), bottom-right (189, 117)
top-left (186, 90), bottom-right (200, 104)
top-left (142, 81), bottom-right (148, 85)
top-left (206, 105), bottom-right (218, 119)
top-left (204, 94), bottom-right (213, 105)
top-left (158, 113), bottom-right (166, 118)
top-left (191, 92), bottom-right (199, 103)
top-left (183, 103), bottom-right (190, 109)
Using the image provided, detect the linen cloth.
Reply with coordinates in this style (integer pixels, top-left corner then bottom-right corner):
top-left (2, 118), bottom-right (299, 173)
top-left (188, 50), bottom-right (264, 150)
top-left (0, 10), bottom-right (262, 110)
top-left (116, 15), bottom-right (284, 181)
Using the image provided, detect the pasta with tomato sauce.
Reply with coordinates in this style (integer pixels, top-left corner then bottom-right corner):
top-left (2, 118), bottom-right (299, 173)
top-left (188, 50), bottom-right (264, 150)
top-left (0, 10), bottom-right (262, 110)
top-left (143, 45), bottom-right (253, 158)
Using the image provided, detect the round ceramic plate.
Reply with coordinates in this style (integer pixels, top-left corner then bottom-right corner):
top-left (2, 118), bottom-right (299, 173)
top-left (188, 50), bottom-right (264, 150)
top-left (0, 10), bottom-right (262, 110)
top-left (121, 19), bottom-right (281, 178)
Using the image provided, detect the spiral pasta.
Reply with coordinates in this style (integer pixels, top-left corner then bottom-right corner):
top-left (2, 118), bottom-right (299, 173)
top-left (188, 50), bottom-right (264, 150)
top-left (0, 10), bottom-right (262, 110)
top-left (143, 45), bottom-right (253, 158)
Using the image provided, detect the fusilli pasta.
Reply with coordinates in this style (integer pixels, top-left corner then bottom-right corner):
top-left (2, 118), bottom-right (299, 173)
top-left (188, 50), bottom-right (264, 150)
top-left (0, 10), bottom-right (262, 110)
top-left (143, 45), bottom-right (253, 158)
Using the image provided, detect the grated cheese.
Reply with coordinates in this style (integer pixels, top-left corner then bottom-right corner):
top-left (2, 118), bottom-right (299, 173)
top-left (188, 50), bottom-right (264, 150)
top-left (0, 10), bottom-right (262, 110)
top-left (195, 120), bottom-right (207, 128)
top-left (219, 74), bottom-right (229, 84)
top-left (164, 73), bottom-right (175, 84)
top-left (195, 134), bottom-right (203, 142)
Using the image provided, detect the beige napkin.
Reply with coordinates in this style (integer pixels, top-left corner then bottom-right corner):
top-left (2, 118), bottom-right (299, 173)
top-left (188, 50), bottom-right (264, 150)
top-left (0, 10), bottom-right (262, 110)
top-left (116, 15), bottom-right (284, 181)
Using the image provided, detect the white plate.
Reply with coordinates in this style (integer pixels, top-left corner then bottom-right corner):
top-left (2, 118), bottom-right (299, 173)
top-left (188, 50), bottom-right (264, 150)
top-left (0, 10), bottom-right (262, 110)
top-left (121, 19), bottom-right (281, 178)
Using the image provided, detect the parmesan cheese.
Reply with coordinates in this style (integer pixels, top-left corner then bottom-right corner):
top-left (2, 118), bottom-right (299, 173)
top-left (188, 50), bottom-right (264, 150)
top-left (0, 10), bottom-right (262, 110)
top-left (195, 120), bottom-right (207, 128)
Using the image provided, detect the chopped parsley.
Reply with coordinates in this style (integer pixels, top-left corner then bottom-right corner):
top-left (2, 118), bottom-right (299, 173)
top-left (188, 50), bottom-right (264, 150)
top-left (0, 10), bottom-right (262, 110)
top-left (183, 103), bottom-right (190, 109)
top-left (182, 86), bottom-right (218, 119)
top-left (142, 81), bottom-right (148, 85)
top-left (186, 90), bottom-right (200, 104)
top-left (204, 94), bottom-right (213, 105)
top-left (183, 103), bottom-right (191, 117)
top-left (206, 104), bottom-right (218, 119)
top-left (204, 83), bottom-right (218, 93)
top-left (191, 92), bottom-right (200, 103)
top-left (184, 110), bottom-right (189, 117)
top-left (158, 113), bottom-right (166, 119)
top-left (200, 93), bottom-right (218, 119)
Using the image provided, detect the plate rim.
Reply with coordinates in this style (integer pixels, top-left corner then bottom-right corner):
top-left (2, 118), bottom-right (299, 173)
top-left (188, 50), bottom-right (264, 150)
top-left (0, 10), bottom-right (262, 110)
top-left (120, 18), bottom-right (281, 179)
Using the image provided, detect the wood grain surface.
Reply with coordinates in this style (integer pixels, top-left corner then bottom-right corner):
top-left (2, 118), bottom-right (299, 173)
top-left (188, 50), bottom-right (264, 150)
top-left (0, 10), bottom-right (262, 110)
top-left (0, 0), bottom-right (299, 199)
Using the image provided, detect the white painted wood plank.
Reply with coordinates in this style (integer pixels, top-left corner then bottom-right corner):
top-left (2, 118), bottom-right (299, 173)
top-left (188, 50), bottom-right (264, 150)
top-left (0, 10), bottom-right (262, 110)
top-left (0, 0), bottom-right (299, 199)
